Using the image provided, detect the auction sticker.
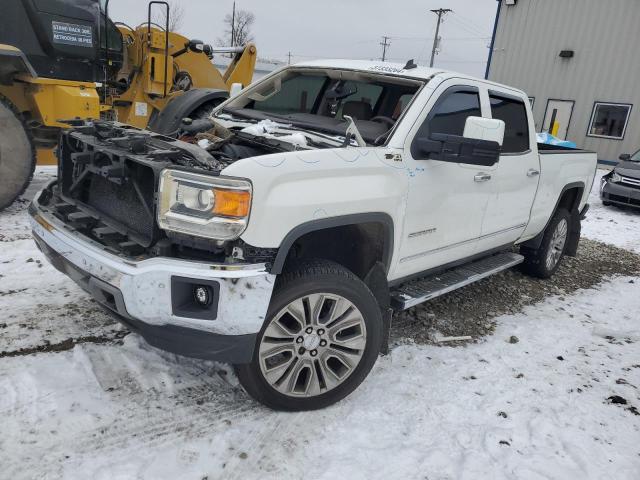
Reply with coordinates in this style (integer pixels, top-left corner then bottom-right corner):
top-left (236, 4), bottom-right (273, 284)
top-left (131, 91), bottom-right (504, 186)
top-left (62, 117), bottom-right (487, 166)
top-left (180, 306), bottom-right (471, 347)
top-left (135, 102), bottom-right (148, 117)
top-left (52, 21), bottom-right (93, 47)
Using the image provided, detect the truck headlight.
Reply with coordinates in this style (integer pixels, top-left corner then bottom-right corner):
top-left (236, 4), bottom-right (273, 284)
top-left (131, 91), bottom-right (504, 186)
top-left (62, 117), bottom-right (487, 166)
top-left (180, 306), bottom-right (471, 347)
top-left (158, 169), bottom-right (252, 240)
top-left (611, 172), bottom-right (623, 183)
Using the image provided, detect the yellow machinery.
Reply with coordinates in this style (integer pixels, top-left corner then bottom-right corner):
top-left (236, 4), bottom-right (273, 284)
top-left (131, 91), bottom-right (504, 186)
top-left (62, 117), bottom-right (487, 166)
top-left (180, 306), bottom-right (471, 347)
top-left (0, 0), bottom-right (257, 209)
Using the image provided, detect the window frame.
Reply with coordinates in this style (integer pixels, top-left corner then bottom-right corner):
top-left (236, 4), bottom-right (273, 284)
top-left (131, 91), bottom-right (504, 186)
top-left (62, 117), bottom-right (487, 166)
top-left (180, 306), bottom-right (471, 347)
top-left (488, 89), bottom-right (531, 155)
top-left (423, 85), bottom-right (482, 137)
top-left (586, 101), bottom-right (633, 141)
top-left (409, 85), bottom-right (482, 160)
top-left (528, 97), bottom-right (535, 108)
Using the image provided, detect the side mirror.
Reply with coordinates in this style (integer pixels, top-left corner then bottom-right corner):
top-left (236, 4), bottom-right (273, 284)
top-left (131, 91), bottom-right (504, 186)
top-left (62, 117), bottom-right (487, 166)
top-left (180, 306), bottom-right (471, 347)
top-left (619, 153), bottom-right (631, 161)
top-left (229, 83), bottom-right (243, 98)
top-left (463, 116), bottom-right (505, 146)
top-left (414, 133), bottom-right (500, 167)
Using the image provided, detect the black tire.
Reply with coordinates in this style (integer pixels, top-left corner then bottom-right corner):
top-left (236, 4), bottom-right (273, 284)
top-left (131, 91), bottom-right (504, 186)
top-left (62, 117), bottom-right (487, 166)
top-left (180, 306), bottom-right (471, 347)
top-left (0, 95), bottom-right (36, 211)
top-left (602, 201), bottom-right (612, 207)
top-left (520, 208), bottom-right (571, 279)
top-left (235, 260), bottom-right (383, 411)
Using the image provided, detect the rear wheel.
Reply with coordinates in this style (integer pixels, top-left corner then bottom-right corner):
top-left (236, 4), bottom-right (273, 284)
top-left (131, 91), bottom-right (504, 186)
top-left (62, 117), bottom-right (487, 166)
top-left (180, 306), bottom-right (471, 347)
top-left (235, 260), bottom-right (383, 411)
top-left (520, 208), bottom-right (570, 279)
top-left (0, 96), bottom-right (36, 211)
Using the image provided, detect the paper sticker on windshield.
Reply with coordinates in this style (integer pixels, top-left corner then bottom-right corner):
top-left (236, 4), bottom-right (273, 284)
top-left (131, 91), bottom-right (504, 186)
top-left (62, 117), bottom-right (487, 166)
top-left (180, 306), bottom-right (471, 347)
top-left (52, 21), bottom-right (93, 47)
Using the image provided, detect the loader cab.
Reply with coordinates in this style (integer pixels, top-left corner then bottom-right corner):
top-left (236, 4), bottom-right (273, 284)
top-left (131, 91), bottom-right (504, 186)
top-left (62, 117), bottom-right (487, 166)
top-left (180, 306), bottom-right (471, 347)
top-left (0, 0), bottom-right (123, 83)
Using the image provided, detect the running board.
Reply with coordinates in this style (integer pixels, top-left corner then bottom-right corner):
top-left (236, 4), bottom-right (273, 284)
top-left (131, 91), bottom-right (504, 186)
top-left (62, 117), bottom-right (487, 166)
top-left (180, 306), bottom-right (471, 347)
top-left (390, 252), bottom-right (524, 310)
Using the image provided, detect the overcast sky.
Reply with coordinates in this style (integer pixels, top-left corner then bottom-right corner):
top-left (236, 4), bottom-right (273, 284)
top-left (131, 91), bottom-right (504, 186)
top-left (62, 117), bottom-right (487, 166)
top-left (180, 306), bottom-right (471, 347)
top-left (108, 0), bottom-right (498, 77)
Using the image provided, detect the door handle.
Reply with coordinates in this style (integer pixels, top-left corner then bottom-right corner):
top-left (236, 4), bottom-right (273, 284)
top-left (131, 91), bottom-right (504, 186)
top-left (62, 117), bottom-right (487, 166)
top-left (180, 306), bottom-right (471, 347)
top-left (527, 169), bottom-right (540, 177)
top-left (474, 173), bottom-right (492, 182)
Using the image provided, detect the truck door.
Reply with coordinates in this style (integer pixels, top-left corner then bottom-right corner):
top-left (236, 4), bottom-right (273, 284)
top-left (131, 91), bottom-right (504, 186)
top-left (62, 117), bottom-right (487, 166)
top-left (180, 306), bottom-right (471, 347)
top-left (395, 82), bottom-right (492, 279)
top-left (475, 90), bottom-right (540, 253)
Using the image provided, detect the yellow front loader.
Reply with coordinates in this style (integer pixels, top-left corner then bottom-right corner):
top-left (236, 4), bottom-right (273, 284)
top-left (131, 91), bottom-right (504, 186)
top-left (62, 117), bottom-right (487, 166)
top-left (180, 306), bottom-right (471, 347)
top-left (0, 0), bottom-right (257, 210)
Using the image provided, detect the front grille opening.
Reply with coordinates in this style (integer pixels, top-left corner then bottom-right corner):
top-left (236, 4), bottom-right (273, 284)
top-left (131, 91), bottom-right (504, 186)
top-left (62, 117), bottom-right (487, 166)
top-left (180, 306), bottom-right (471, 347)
top-left (60, 139), bottom-right (158, 248)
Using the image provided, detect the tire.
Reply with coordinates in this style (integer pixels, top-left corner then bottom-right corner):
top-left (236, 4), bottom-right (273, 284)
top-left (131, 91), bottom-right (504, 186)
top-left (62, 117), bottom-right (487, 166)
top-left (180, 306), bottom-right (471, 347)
top-left (235, 260), bottom-right (383, 411)
top-left (602, 201), bottom-right (612, 207)
top-left (520, 208), bottom-right (571, 279)
top-left (0, 95), bottom-right (36, 211)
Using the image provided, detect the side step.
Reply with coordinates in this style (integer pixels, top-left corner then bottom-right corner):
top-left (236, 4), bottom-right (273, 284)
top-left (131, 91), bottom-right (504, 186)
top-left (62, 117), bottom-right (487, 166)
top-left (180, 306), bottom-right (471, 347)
top-left (390, 252), bottom-right (524, 310)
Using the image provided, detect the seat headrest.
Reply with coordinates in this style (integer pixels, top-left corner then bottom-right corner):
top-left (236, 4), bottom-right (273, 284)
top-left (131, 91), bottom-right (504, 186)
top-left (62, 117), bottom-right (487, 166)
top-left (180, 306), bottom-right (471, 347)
top-left (343, 101), bottom-right (373, 121)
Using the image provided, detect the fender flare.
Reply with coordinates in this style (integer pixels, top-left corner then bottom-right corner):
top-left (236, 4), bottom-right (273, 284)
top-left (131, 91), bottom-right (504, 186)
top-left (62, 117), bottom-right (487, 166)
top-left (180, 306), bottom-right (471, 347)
top-left (147, 88), bottom-right (229, 135)
top-left (0, 45), bottom-right (37, 83)
top-left (521, 181), bottom-right (585, 252)
top-left (270, 213), bottom-right (395, 275)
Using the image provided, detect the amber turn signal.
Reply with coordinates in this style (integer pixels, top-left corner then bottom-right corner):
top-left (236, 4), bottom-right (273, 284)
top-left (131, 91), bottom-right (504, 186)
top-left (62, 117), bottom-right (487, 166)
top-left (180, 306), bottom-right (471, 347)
top-left (212, 188), bottom-right (251, 218)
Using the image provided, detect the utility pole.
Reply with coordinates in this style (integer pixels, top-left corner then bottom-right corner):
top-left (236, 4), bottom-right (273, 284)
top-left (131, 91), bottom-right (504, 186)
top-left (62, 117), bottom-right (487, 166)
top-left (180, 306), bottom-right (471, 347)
top-left (230, 1), bottom-right (236, 47)
top-left (380, 36), bottom-right (391, 62)
top-left (287, 51), bottom-right (292, 65)
top-left (429, 8), bottom-right (452, 67)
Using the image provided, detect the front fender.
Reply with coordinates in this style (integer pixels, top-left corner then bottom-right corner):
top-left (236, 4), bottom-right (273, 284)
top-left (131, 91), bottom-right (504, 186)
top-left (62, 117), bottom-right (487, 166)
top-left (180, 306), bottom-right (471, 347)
top-left (223, 148), bottom-right (408, 266)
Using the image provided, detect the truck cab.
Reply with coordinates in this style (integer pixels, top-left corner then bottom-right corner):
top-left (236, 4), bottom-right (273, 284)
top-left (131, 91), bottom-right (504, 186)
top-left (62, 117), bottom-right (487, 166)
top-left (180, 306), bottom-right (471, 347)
top-left (29, 60), bottom-right (598, 411)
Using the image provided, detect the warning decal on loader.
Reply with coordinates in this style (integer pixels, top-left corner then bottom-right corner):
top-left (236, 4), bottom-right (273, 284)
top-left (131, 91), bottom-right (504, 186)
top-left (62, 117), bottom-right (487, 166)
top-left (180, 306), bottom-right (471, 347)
top-left (52, 21), bottom-right (93, 47)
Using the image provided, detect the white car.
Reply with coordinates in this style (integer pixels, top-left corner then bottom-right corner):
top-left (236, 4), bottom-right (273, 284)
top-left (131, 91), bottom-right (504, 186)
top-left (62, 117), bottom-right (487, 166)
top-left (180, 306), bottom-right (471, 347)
top-left (30, 60), bottom-right (597, 410)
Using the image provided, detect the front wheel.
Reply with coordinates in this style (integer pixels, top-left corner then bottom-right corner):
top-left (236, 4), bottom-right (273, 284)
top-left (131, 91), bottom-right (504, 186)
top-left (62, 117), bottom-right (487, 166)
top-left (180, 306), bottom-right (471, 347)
top-left (520, 208), bottom-right (571, 279)
top-left (235, 260), bottom-right (383, 411)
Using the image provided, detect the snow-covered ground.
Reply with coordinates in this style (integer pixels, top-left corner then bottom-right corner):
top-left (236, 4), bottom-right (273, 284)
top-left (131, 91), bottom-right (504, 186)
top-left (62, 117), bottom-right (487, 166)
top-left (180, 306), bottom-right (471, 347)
top-left (582, 171), bottom-right (640, 254)
top-left (0, 169), bottom-right (638, 480)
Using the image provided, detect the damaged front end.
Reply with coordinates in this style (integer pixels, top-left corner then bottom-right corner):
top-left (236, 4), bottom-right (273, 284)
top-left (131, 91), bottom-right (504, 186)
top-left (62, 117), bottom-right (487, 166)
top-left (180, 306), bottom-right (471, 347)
top-left (43, 121), bottom-right (281, 266)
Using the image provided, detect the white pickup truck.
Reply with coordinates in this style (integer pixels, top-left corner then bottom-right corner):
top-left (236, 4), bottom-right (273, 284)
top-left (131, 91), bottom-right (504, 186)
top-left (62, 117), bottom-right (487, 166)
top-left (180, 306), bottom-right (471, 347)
top-left (30, 60), bottom-right (597, 410)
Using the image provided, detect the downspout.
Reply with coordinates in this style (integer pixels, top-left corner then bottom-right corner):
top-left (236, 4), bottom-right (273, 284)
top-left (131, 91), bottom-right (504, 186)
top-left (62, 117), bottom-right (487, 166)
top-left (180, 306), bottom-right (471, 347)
top-left (485, 0), bottom-right (502, 79)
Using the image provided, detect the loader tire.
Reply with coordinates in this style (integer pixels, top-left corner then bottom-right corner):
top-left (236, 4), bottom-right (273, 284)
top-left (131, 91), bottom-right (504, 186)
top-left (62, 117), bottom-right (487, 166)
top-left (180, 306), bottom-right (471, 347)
top-left (0, 95), bottom-right (36, 211)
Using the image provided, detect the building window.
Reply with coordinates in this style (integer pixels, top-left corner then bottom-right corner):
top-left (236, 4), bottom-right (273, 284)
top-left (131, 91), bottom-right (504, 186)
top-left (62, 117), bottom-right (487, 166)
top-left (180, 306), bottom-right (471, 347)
top-left (587, 102), bottom-right (632, 140)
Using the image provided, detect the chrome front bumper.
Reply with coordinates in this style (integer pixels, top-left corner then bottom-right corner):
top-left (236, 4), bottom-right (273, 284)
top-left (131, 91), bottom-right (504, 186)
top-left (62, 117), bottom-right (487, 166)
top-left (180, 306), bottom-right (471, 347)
top-left (29, 189), bottom-right (275, 337)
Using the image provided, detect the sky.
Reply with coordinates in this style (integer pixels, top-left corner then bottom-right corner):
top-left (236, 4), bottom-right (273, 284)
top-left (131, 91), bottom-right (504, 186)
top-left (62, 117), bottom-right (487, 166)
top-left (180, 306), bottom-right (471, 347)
top-left (108, 0), bottom-right (498, 77)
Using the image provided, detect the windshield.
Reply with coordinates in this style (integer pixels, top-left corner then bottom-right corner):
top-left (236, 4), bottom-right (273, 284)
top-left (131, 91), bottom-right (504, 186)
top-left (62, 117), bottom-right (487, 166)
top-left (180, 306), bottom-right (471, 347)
top-left (631, 150), bottom-right (640, 161)
top-left (220, 68), bottom-right (423, 144)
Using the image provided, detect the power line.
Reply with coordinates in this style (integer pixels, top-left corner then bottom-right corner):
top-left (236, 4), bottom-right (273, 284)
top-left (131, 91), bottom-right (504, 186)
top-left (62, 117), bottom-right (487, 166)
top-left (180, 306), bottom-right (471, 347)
top-left (429, 8), bottom-right (452, 68)
top-left (380, 36), bottom-right (391, 61)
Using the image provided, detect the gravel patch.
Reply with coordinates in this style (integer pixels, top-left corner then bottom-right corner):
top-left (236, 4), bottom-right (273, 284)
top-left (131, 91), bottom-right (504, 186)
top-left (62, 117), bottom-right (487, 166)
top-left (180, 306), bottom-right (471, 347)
top-left (390, 239), bottom-right (640, 345)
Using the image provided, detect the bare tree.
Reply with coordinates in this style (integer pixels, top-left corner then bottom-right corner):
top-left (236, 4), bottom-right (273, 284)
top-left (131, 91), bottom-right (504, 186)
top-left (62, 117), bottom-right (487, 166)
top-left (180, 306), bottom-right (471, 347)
top-left (217, 9), bottom-right (255, 47)
top-left (152, 0), bottom-right (185, 33)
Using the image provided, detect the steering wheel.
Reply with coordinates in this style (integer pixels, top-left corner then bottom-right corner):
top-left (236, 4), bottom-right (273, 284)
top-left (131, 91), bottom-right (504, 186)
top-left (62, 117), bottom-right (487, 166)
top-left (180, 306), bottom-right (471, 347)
top-left (370, 116), bottom-right (395, 129)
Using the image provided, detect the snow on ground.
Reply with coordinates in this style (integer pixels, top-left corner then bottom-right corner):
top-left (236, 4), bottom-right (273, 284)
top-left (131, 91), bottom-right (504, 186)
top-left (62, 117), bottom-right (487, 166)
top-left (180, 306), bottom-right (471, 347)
top-left (582, 170), bottom-right (640, 254)
top-left (0, 168), bottom-right (639, 480)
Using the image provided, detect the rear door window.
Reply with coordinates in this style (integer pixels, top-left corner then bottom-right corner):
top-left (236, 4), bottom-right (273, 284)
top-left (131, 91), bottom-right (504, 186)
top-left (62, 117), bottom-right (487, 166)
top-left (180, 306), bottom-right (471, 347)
top-left (489, 93), bottom-right (530, 153)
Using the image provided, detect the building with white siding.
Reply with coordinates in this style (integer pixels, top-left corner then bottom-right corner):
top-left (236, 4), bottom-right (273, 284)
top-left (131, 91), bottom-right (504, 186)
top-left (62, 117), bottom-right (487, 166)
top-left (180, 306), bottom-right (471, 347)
top-left (486, 0), bottom-right (640, 164)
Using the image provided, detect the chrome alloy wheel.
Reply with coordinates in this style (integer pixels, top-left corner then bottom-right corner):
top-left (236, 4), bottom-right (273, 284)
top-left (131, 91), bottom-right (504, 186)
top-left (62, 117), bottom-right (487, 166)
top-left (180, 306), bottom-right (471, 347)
top-left (546, 218), bottom-right (568, 270)
top-left (258, 293), bottom-right (368, 397)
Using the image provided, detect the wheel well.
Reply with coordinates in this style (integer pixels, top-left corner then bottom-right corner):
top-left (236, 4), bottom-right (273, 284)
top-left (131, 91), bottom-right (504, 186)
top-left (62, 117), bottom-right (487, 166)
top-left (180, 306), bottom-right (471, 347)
top-left (521, 184), bottom-right (584, 252)
top-left (277, 222), bottom-right (389, 280)
top-left (557, 186), bottom-right (583, 213)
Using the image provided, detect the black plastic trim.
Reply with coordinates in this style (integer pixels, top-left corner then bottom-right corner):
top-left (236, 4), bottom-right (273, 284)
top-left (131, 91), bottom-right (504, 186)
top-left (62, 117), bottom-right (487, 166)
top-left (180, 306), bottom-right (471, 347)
top-left (147, 88), bottom-right (229, 135)
top-left (520, 181), bottom-right (585, 250)
top-left (270, 213), bottom-right (395, 275)
top-left (171, 276), bottom-right (220, 320)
